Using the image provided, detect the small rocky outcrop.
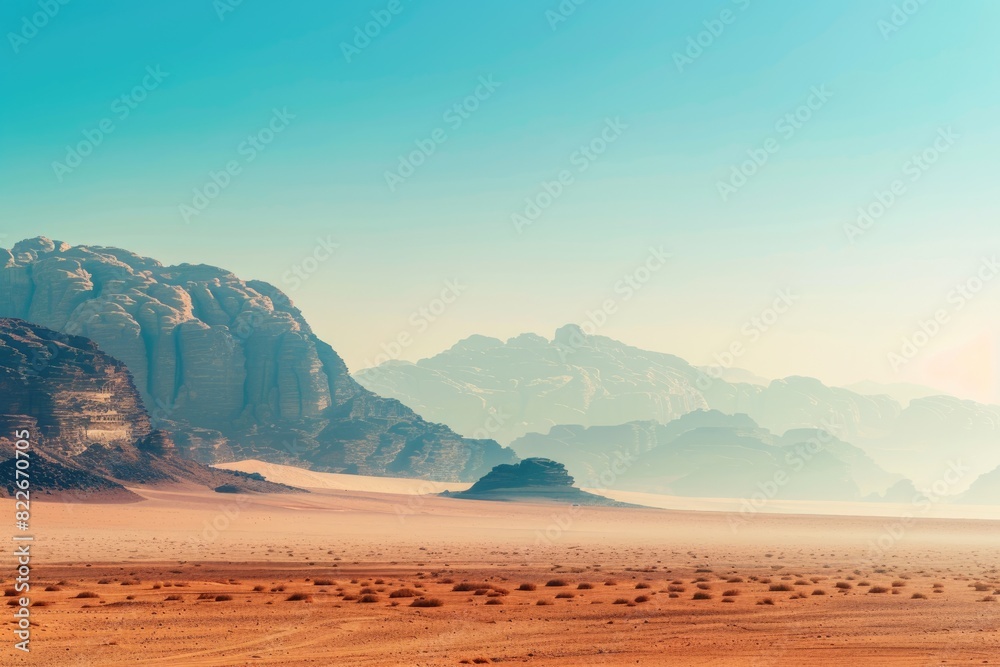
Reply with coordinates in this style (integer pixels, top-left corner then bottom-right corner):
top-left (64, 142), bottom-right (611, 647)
top-left (445, 458), bottom-right (631, 506)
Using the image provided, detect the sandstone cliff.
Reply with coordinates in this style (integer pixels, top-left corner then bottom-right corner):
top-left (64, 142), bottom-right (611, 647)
top-left (1, 238), bottom-right (515, 480)
top-left (0, 318), bottom-right (299, 499)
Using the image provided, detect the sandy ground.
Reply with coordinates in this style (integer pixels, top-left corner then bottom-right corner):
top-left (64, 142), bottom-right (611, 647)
top-left (2, 473), bottom-right (999, 666)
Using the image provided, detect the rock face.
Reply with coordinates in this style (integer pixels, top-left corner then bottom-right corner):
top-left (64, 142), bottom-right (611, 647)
top-left (446, 458), bottom-right (629, 506)
top-left (355, 325), bottom-right (1000, 487)
top-left (0, 238), bottom-right (515, 480)
top-left (0, 318), bottom-right (299, 499)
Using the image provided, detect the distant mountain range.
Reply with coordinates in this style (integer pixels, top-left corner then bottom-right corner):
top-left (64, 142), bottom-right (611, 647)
top-left (355, 325), bottom-right (1000, 491)
top-left (0, 318), bottom-right (297, 499)
top-left (510, 410), bottom-right (902, 501)
top-left (0, 237), bottom-right (515, 481)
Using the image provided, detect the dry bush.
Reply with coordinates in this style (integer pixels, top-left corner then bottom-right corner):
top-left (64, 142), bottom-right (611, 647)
top-left (485, 598), bottom-right (503, 605)
top-left (667, 585), bottom-right (686, 593)
top-left (604, 580), bottom-right (617, 586)
top-left (812, 590), bottom-right (826, 596)
top-left (215, 595), bottom-right (233, 602)
top-left (453, 583), bottom-right (488, 592)
top-left (612, 598), bottom-right (630, 604)
top-left (359, 587), bottom-right (377, 595)
top-left (358, 594), bottom-right (379, 603)
top-left (517, 583), bottom-right (537, 591)
top-left (911, 593), bottom-right (928, 599)
top-left (44, 586), bottom-right (62, 592)
top-left (722, 589), bottom-right (740, 597)
top-left (164, 594), bottom-right (183, 601)
top-left (314, 579), bottom-right (335, 586)
top-left (635, 582), bottom-right (651, 589)
top-left (286, 593), bottom-right (313, 602)
top-left (980, 596), bottom-right (997, 603)
top-left (727, 577), bottom-right (744, 583)
top-left (536, 599), bottom-right (554, 606)
top-left (835, 582), bottom-right (852, 590)
top-left (868, 586), bottom-right (890, 594)
top-left (692, 592), bottom-right (712, 600)
top-left (769, 584), bottom-right (793, 592)
top-left (555, 592), bottom-right (575, 599)
top-left (75, 592), bottom-right (99, 599)
top-left (697, 583), bottom-right (712, 590)
top-left (389, 588), bottom-right (418, 598)
top-left (252, 585), bottom-right (266, 592)
top-left (410, 598), bottom-right (444, 607)
top-left (973, 583), bottom-right (991, 592)
top-left (577, 583), bottom-right (594, 590)
top-left (545, 579), bottom-right (569, 587)
top-left (634, 595), bottom-right (650, 603)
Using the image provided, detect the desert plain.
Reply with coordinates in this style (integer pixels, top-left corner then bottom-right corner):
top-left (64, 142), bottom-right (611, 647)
top-left (3, 463), bottom-right (999, 666)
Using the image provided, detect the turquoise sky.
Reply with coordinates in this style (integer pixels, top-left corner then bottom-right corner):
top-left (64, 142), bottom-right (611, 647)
top-left (2, 0), bottom-right (999, 402)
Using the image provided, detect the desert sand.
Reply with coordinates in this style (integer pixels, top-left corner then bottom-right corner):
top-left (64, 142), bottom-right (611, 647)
top-left (3, 467), bottom-right (999, 666)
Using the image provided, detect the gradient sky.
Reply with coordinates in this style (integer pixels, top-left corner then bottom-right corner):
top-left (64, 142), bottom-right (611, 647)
top-left (2, 0), bottom-right (999, 403)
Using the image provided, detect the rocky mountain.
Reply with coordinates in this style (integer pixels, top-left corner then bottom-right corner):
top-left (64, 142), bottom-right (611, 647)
top-left (444, 458), bottom-right (629, 506)
top-left (0, 318), bottom-right (297, 499)
top-left (0, 237), bottom-right (515, 481)
top-left (355, 326), bottom-right (1000, 488)
top-left (510, 410), bottom-right (901, 501)
top-left (958, 466), bottom-right (1000, 505)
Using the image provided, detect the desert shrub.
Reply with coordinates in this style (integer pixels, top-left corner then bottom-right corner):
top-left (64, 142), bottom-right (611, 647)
top-left (835, 582), bottom-right (852, 590)
top-left (75, 592), bottom-right (99, 599)
top-left (545, 579), bottom-right (569, 587)
top-left (812, 590), bottom-right (826, 596)
top-left (252, 585), bottom-right (266, 592)
top-left (197, 593), bottom-right (215, 600)
top-left (667, 585), bottom-right (686, 593)
top-left (757, 598), bottom-right (775, 605)
top-left (358, 594), bottom-right (379, 603)
top-left (410, 598), bottom-right (444, 607)
top-left (97, 579), bottom-right (111, 585)
top-left (612, 598), bottom-right (629, 605)
top-left (634, 595), bottom-right (650, 603)
top-left (980, 596), bottom-right (997, 602)
top-left (769, 584), bottom-right (793, 592)
top-left (287, 593), bottom-right (313, 602)
top-left (577, 583), bottom-right (594, 590)
top-left (555, 592), bottom-right (575, 599)
top-left (722, 589), bottom-right (740, 597)
top-left (973, 583), bottom-right (991, 592)
top-left (44, 586), bottom-right (62, 592)
top-left (517, 583), bottom-right (537, 591)
top-left (389, 588), bottom-right (418, 598)
top-left (215, 595), bottom-right (233, 602)
top-left (474, 589), bottom-right (490, 596)
top-left (692, 592), bottom-right (712, 600)
top-left (359, 587), bottom-right (377, 595)
top-left (453, 583), bottom-right (488, 592)
top-left (727, 577), bottom-right (744, 583)
top-left (911, 593), bottom-right (928, 599)
top-left (697, 583), bottom-right (712, 590)
top-left (604, 580), bottom-right (618, 586)
top-left (164, 594), bottom-right (183, 601)
top-left (536, 599), bottom-right (554, 605)
top-left (32, 601), bottom-right (51, 607)
top-left (868, 586), bottom-right (890, 594)
top-left (892, 581), bottom-right (906, 588)
top-left (635, 582), bottom-right (651, 589)
top-left (485, 598), bottom-right (503, 605)
top-left (794, 580), bottom-right (808, 586)
top-left (314, 579), bottom-right (335, 586)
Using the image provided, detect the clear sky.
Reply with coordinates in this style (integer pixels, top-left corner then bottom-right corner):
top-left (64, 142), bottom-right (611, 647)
top-left (2, 0), bottom-right (999, 403)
